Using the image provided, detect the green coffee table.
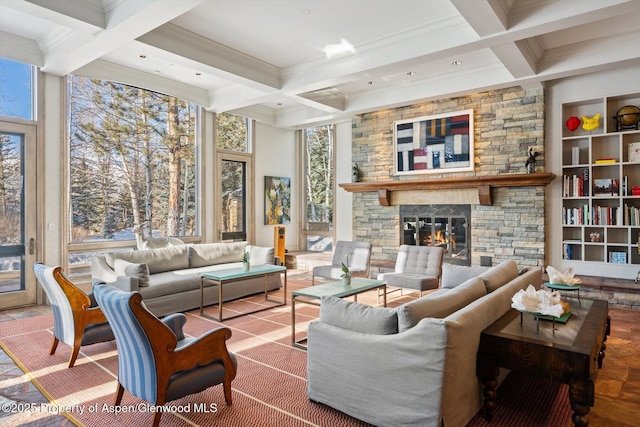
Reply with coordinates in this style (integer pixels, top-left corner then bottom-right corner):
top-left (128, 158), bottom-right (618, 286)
top-left (291, 278), bottom-right (386, 349)
top-left (200, 264), bottom-right (287, 321)
top-left (544, 281), bottom-right (581, 303)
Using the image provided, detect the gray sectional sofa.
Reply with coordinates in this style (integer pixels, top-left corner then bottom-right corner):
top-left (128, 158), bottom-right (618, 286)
top-left (306, 260), bottom-right (542, 427)
top-left (91, 241), bottom-right (281, 317)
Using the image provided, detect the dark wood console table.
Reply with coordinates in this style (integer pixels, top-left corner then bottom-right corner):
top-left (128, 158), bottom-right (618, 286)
top-left (477, 298), bottom-right (610, 427)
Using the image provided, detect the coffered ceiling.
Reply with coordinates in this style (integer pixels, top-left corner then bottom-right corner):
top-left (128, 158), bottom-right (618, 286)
top-left (1, 0), bottom-right (639, 128)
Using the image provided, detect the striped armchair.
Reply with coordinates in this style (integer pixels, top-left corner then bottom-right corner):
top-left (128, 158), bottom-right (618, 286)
top-left (93, 283), bottom-right (237, 427)
top-left (33, 262), bottom-right (114, 368)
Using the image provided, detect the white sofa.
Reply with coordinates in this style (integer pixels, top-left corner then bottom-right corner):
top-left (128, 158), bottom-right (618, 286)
top-left (91, 241), bottom-right (281, 317)
top-left (306, 260), bottom-right (542, 427)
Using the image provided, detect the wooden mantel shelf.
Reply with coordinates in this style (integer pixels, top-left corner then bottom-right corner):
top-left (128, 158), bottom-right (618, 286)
top-left (339, 172), bottom-right (556, 206)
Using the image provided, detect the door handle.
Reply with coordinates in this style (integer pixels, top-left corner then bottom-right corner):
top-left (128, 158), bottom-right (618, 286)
top-left (29, 238), bottom-right (35, 255)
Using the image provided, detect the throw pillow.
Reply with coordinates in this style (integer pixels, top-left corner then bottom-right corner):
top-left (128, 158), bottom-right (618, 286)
top-left (319, 296), bottom-right (398, 335)
top-left (441, 263), bottom-right (490, 289)
top-left (397, 277), bottom-right (486, 332)
top-left (188, 242), bottom-right (247, 268)
top-left (247, 245), bottom-right (275, 265)
top-left (107, 245), bottom-right (189, 274)
top-left (479, 260), bottom-right (519, 293)
top-left (113, 259), bottom-right (150, 287)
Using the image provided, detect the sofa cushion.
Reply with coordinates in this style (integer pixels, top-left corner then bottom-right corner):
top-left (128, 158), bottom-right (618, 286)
top-left (106, 246), bottom-right (189, 274)
top-left (479, 260), bottom-right (519, 293)
top-left (188, 242), bottom-right (247, 268)
top-left (319, 296), bottom-right (398, 335)
top-left (385, 273), bottom-right (439, 291)
top-left (441, 263), bottom-right (490, 289)
top-left (113, 259), bottom-right (150, 287)
top-left (397, 277), bottom-right (486, 332)
top-left (247, 245), bottom-right (274, 265)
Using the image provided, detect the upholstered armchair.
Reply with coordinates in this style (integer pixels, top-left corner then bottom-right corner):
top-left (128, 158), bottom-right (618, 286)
top-left (93, 283), bottom-right (237, 427)
top-left (312, 241), bottom-right (372, 285)
top-left (33, 262), bottom-right (114, 368)
top-left (377, 245), bottom-right (444, 295)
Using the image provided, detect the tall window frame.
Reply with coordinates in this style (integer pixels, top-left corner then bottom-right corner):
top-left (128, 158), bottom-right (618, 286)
top-left (300, 124), bottom-right (335, 252)
top-left (215, 112), bottom-right (253, 242)
top-left (65, 76), bottom-right (202, 279)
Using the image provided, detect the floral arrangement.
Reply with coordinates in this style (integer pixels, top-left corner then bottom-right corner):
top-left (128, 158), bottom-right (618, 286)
top-left (242, 250), bottom-right (251, 263)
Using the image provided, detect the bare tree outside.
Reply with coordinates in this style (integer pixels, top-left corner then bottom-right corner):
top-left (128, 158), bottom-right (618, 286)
top-left (68, 76), bottom-right (197, 243)
top-left (304, 125), bottom-right (334, 251)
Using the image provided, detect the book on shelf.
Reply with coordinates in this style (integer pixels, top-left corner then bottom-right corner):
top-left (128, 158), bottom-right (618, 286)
top-left (592, 204), bottom-right (621, 225)
top-left (608, 252), bottom-right (627, 264)
top-left (594, 158), bottom-right (616, 164)
top-left (583, 168), bottom-right (589, 196)
top-left (563, 171), bottom-right (590, 197)
top-left (572, 146), bottom-right (580, 165)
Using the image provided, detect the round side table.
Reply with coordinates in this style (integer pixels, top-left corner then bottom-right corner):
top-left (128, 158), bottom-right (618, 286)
top-left (543, 282), bottom-right (581, 303)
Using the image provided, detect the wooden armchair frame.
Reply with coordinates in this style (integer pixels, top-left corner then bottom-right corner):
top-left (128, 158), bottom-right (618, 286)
top-left (95, 285), bottom-right (236, 427)
top-left (33, 263), bottom-right (113, 368)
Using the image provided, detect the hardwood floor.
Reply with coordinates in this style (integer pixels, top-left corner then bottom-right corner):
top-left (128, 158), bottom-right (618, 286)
top-left (1, 301), bottom-right (639, 426)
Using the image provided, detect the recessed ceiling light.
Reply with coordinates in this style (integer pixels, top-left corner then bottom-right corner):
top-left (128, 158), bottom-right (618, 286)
top-left (300, 9), bottom-right (311, 15)
top-left (452, 60), bottom-right (462, 66)
top-left (368, 81), bottom-right (374, 85)
top-left (195, 72), bottom-right (202, 76)
top-left (139, 54), bottom-right (147, 59)
top-left (406, 71), bottom-right (416, 76)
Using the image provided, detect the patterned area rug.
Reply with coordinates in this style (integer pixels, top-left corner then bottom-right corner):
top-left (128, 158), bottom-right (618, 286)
top-left (466, 372), bottom-right (572, 427)
top-left (0, 278), bottom-right (572, 427)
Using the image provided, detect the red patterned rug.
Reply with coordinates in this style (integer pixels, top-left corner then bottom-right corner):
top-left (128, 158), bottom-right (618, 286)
top-left (466, 372), bottom-right (572, 427)
top-left (0, 280), bottom-right (573, 427)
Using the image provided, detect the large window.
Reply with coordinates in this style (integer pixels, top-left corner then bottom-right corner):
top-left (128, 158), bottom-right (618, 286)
top-left (216, 112), bottom-right (252, 241)
top-left (67, 76), bottom-right (199, 248)
top-left (302, 125), bottom-right (335, 251)
top-left (217, 112), bottom-right (250, 152)
top-left (0, 58), bottom-right (38, 308)
top-left (0, 58), bottom-right (35, 121)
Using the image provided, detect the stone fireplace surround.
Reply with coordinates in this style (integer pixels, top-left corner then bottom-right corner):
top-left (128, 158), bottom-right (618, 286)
top-left (346, 85), bottom-right (549, 268)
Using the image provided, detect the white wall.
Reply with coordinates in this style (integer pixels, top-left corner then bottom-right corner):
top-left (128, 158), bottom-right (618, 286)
top-left (334, 121), bottom-right (354, 242)
top-left (253, 122), bottom-right (298, 250)
top-left (547, 62), bottom-right (640, 279)
top-left (42, 73), bottom-right (63, 267)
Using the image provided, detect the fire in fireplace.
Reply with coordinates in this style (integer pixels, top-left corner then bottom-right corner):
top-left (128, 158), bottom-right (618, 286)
top-left (400, 205), bottom-right (470, 266)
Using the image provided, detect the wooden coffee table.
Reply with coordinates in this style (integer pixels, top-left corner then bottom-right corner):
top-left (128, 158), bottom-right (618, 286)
top-left (291, 278), bottom-right (386, 349)
top-left (477, 298), bottom-right (609, 427)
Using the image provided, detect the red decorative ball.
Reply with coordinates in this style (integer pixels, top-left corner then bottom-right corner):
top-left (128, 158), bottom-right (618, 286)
top-left (566, 116), bottom-right (581, 132)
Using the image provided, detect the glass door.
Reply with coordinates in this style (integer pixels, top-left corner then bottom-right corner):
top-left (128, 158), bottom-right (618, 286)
top-left (0, 121), bottom-right (37, 309)
top-left (217, 153), bottom-right (251, 242)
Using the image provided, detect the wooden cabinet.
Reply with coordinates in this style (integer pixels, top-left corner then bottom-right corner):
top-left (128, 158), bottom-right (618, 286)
top-left (561, 92), bottom-right (640, 272)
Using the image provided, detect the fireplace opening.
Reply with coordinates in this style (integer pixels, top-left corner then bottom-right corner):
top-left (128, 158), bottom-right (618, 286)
top-left (400, 205), bottom-right (470, 266)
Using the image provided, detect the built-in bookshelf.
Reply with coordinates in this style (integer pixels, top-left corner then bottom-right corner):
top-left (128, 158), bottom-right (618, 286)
top-left (561, 92), bottom-right (640, 270)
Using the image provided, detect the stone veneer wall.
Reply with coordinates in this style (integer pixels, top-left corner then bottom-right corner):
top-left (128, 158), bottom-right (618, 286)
top-left (352, 86), bottom-right (547, 267)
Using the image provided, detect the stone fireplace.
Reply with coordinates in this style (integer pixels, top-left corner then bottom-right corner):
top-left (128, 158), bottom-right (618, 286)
top-left (400, 205), bottom-right (470, 265)
top-left (347, 85), bottom-right (550, 268)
